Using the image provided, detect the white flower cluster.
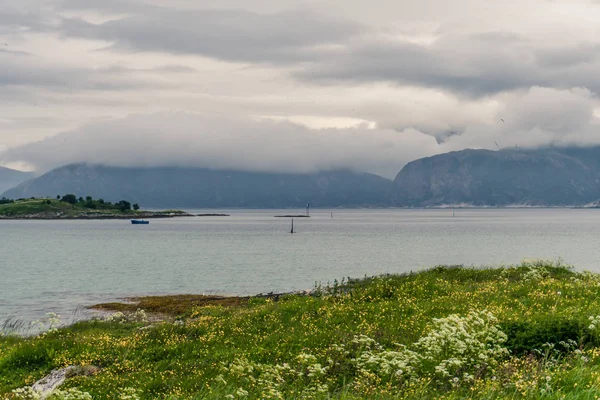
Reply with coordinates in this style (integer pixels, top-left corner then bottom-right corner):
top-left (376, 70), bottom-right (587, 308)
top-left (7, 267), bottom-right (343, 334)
top-left (219, 352), bottom-right (330, 399)
top-left (11, 387), bottom-right (41, 400)
top-left (500, 259), bottom-right (570, 282)
top-left (352, 310), bottom-right (509, 387)
top-left (589, 315), bottom-right (600, 331)
top-left (414, 310), bottom-right (509, 378)
top-left (117, 387), bottom-right (140, 400)
top-left (52, 389), bottom-right (93, 400)
top-left (521, 263), bottom-right (550, 282)
top-left (11, 387), bottom-right (92, 400)
top-left (30, 312), bottom-right (62, 333)
top-left (103, 309), bottom-right (148, 324)
top-left (217, 310), bottom-right (509, 396)
top-left (351, 336), bottom-right (420, 383)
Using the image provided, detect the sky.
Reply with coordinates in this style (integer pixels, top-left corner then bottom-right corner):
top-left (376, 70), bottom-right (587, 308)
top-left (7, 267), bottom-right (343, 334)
top-left (2, 0), bottom-right (600, 178)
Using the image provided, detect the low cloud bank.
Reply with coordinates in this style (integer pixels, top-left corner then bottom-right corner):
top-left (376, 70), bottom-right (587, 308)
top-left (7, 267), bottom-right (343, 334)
top-left (2, 86), bottom-right (600, 178)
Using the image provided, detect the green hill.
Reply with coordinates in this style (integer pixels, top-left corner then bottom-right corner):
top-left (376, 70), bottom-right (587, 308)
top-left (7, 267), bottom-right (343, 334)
top-left (3, 261), bottom-right (600, 399)
top-left (0, 197), bottom-right (191, 219)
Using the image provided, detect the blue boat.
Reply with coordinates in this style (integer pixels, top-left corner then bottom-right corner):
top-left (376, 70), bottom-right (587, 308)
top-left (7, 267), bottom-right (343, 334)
top-left (131, 220), bottom-right (149, 225)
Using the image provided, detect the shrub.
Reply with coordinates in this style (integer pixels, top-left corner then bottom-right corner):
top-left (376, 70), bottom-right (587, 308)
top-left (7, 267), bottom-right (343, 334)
top-left (501, 318), bottom-right (584, 354)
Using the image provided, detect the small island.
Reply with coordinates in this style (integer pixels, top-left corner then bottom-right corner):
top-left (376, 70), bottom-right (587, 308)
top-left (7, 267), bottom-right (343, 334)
top-left (0, 195), bottom-right (193, 220)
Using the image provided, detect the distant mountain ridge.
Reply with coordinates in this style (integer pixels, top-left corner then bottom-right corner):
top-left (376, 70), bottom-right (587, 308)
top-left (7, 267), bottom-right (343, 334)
top-left (7, 146), bottom-right (600, 209)
top-left (0, 166), bottom-right (34, 195)
top-left (2, 164), bottom-right (392, 208)
top-left (391, 146), bottom-right (600, 207)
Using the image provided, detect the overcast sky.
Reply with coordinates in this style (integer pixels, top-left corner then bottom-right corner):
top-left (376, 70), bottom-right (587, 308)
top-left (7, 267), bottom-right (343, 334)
top-left (2, 0), bottom-right (600, 177)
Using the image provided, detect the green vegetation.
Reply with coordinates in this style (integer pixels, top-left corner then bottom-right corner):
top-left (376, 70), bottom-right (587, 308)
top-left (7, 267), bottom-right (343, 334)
top-left (6, 260), bottom-right (600, 399)
top-left (0, 196), bottom-right (191, 219)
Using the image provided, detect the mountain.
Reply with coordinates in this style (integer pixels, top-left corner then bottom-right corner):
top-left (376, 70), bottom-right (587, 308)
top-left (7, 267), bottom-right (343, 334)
top-left (391, 146), bottom-right (600, 207)
top-left (0, 167), bottom-right (34, 195)
top-left (2, 164), bottom-right (392, 208)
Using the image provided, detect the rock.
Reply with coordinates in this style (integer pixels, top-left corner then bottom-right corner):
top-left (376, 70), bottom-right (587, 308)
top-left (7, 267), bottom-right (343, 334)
top-left (31, 367), bottom-right (77, 397)
top-left (30, 365), bottom-right (99, 399)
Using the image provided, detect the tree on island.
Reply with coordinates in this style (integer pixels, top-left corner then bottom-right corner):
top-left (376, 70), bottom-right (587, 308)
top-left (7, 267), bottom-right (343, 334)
top-left (55, 194), bottom-right (137, 212)
top-left (117, 200), bottom-right (132, 211)
top-left (60, 194), bottom-right (78, 204)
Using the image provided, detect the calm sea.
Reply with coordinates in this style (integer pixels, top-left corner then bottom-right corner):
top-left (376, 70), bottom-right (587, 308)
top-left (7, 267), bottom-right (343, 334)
top-left (2, 208), bottom-right (600, 327)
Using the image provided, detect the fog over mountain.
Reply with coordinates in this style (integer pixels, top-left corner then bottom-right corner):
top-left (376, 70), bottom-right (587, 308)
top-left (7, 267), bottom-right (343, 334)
top-left (3, 1), bottom-right (600, 176)
top-left (2, 164), bottom-right (392, 208)
top-left (3, 85), bottom-right (600, 179)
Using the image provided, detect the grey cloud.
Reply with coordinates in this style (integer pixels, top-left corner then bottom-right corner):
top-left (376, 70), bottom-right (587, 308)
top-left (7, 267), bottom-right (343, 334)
top-left (0, 52), bottom-right (177, 91)
top-left (4, 87), bottom-right (600, 178)
top-left (535, 44), bottom-right (600, 68)
top-left (152, 65), bottom-right (197, 73)
top-left (5, 0), bottom-right (600, 158)
top-left (0, 112), bottom-right (440, 178)
top-left (0, 0), bottom-right (60, 33)
top-left (59, 7), bottom-right (363, 63)
top-left (443, 87), bottom-right (600, 151)
top-left (294, 33), bottom-right (542, 96)
top-left (49, 0), bottom-right (600, 98)
top-left (292, 32), bottom-right (600, 97)
top-left (59, 0), bottom-right (150, 13)
top-left (0, 48), bottom-right (33, 56)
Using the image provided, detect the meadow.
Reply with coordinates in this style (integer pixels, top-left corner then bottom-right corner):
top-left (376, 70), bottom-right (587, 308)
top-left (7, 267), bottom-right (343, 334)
top-left (3, 260), bottom-right (600, 399)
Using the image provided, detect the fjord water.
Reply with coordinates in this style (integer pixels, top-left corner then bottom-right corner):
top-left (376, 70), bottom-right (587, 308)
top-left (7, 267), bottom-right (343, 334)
top-left (2, 208), bottom-right (600, 326)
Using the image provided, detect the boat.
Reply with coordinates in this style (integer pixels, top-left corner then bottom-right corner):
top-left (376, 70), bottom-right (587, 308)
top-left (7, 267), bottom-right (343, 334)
top-left (131, 220), bottom-right (149, 225)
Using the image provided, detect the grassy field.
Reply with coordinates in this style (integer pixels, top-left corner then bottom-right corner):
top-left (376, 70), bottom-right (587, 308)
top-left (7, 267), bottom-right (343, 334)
top-left (0, 198), bottom-right (189, 219)
top-left (4, 260), bottom-right (600, 399)
top-left (0, 198), bottom-right (75, 216)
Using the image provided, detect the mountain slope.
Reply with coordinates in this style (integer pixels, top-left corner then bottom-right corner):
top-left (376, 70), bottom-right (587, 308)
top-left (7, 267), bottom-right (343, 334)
top-left (390, 147), bottom-right (600, 207)
top-left (2, 164), bottom-right (392, 208)
top-left (0, 166), bottom-right (34, 195)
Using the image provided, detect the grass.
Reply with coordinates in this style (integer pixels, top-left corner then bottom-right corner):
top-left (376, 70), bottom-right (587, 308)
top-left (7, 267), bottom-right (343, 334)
top-left (0, 199), bottom-right (74, 216)
top-left (5, 260), bottom-right (600, 398)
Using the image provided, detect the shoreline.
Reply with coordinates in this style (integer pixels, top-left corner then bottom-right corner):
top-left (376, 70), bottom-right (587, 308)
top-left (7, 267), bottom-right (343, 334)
top-left (88, 291), bottom-right (309, 318)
